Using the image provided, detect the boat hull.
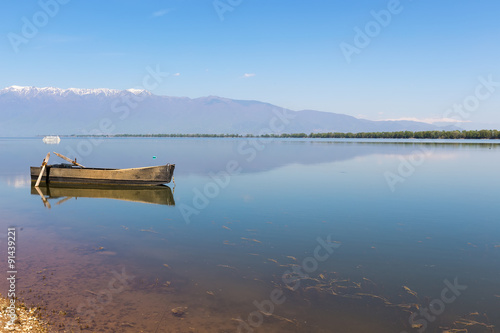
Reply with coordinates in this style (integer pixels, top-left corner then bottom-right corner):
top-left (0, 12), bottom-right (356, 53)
top-left (30, 164), bottom-right (175, 186)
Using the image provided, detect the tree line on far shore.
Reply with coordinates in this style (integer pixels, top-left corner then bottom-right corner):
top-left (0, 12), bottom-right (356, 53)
top-left (68, 129), bottom-right (500, 139)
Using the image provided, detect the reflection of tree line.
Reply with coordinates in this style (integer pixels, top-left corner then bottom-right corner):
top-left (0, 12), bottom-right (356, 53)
top-left (69, 130), bottom-right (500, 139)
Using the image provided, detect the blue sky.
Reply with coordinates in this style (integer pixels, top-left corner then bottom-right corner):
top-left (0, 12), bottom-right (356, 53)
top-left (1, 0), bottom-right (499, 126)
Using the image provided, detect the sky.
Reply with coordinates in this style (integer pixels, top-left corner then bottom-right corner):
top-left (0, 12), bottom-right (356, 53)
top-left (1, 0), bottom-right (499, 127)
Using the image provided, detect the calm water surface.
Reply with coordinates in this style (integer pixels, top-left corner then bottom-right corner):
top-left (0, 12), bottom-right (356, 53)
top-left (1, 137), bottom-right (499, 332)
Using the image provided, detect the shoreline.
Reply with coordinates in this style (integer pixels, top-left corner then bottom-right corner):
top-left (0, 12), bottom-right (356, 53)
top-left (0, 294), bottom-right (49, 332)
top-left (57, 128), bottom-right (500, 140)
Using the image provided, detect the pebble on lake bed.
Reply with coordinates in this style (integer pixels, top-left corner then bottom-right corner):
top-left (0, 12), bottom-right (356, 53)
top-left (171, 306), bottom-right (188, 317)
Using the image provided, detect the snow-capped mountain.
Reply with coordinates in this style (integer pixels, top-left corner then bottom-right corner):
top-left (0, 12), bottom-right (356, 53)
top-left (0, 85), bottom-right (151, 98)
top-left (0, 85), bottom-right (458, 136)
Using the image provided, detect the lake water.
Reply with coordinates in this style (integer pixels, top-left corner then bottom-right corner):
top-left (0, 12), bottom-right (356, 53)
top-left (1, 137), bottom-right (499, 332)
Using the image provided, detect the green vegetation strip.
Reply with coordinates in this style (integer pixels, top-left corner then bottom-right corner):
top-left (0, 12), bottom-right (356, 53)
top-left (65, 129), bottom-right (500, 139)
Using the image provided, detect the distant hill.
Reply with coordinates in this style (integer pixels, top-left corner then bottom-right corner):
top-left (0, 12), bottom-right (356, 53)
top-left (0, 86), bottom-right (458, 136)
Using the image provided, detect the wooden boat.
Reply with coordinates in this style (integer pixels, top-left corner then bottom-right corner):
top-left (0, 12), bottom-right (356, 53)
top-left (31, 184), bottom-right (175, 206)
top-left (31, 152), bottom-right (175, 186)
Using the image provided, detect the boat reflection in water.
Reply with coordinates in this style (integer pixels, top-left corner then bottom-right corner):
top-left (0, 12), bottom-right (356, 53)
top-left (30, 183), bottom-right (175, 208)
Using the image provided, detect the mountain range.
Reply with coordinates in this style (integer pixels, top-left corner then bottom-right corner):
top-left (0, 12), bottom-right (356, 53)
top-left (0, 86), bottom-right (459, 136)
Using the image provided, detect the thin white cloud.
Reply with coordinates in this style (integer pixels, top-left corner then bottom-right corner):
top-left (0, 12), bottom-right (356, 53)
top-left (98, 52), bottom-right (126, 57)
top-left (242, 73), bottom-right (256, 78)
top-left (378, 117), bottom-right (471, 124)
top-left (152, 9), bottom-right (172, 17)
top-left (38, 34), bottom-right (89, 44)
top-left (173, 73), bottom-right (180, 76)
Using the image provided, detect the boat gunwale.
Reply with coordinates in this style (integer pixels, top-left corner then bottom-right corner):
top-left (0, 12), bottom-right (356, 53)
top-left (40, 163), bottom-right (175, 172)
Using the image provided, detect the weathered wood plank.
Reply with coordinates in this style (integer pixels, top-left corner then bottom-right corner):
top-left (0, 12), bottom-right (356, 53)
top-left (53, 152), bottom-right (85, 168)
top-left (35, 152), bottom-right (50, 187)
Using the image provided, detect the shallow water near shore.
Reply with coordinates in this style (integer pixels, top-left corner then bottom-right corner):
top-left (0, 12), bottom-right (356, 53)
top-left (1, 137), bottom-right (500, 332)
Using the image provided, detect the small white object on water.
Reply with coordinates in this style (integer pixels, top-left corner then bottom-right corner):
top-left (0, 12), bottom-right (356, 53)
top-left (42, 135), bottom-right (61, 144)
